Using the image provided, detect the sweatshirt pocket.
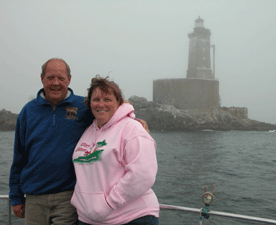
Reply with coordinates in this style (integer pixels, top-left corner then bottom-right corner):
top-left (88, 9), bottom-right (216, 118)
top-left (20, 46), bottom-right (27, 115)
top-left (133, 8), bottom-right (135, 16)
top-left (71, 190), bottom-right (113, 222)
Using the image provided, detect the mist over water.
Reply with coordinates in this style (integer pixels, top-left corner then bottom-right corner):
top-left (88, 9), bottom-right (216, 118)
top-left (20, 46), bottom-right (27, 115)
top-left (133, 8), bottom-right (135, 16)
top-left (1, 1), bottom-right (276, 124)
top-left (1, 130), bottom-right (276, 224)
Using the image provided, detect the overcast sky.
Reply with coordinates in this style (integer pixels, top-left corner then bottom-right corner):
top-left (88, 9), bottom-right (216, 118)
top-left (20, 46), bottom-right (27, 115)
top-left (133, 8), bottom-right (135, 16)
top-left (1, 0), bottom-right (276, 124)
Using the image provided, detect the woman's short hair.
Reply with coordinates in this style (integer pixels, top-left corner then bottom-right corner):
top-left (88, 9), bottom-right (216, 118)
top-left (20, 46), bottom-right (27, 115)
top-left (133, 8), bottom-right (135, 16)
top-left (84, 75), bottom-right (124, 111)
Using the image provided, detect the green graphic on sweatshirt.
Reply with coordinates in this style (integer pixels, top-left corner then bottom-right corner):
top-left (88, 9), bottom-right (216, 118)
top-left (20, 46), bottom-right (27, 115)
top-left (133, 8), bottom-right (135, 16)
top-left (96, 140), bottom-right (107, 147)
top-left (73, 140), bottom-right (107, 164)
top-left (73, 150), bottom-right (104, 163)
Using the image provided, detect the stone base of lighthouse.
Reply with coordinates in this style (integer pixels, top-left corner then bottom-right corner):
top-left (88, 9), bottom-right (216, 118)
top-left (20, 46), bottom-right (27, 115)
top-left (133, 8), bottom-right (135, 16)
top-left (153, 78), bottom-right (220, 110)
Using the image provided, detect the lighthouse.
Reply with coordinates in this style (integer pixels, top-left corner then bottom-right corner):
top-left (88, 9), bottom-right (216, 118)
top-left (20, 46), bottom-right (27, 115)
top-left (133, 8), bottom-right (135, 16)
top-left (153, 18), bottom-right (219, 110)
top-left (186, 17), bottom-right (214, 79)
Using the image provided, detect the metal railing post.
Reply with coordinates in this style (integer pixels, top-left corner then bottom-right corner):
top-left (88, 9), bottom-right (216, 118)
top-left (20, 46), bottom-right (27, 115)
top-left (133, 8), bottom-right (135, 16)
top-left (0, 195), bottom-right (12, 225)
top-left (8, 197), bottom-right (11, 225)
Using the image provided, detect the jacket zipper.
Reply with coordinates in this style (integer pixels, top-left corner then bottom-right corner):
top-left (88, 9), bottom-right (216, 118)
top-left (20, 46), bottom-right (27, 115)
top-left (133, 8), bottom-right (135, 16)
top-left (53, 107), bottom-right (56, 126)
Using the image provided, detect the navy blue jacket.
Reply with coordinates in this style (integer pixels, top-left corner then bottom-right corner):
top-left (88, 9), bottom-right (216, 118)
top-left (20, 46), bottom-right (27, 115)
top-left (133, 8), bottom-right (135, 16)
top-left (9, 88), bottom-right (94, 206)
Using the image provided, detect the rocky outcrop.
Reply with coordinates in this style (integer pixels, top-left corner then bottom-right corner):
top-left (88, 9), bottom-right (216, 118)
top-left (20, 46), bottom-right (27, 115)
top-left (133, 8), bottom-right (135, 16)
top-left (0, 109), bottom-right (18, 131)
top-left (128, 96), bottom-right (276, 131)
top-left (2, 98), bottom-right (276, 132)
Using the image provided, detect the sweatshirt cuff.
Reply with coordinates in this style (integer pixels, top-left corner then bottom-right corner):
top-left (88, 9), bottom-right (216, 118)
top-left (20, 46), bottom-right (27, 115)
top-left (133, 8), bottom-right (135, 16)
top-left (10, 197), bottom-right (25, 206)
top-left (106, 186), bottom-right (126, 210)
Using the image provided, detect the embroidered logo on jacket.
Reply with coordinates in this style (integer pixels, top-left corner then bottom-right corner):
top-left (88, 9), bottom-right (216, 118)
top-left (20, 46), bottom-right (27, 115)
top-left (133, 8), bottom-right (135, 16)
top-left (66, 107), bottom-right (78, 120)
top-left (73, 140), bottom-right (107, 164)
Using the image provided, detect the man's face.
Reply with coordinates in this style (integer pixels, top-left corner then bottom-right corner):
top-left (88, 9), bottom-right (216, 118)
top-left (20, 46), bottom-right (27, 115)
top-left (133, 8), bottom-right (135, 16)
top-left (41, 60), bottom-right (71, 107)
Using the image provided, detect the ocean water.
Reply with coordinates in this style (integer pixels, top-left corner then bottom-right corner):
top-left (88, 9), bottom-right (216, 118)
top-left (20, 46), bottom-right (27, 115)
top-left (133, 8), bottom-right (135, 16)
top-left (1, 130), bottom-right (276, 224)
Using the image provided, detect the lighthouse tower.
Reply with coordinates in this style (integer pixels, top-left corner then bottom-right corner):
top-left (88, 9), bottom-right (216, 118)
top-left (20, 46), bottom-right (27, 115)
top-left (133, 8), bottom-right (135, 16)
top-left (186, 17), bottom-right (214, 79)
top-left (153, 17), bottom-right (219, 110)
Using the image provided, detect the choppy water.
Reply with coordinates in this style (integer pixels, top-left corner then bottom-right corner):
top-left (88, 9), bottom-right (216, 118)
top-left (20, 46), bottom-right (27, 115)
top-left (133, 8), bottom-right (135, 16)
top-left (1, 130), bottom-right (276, 224)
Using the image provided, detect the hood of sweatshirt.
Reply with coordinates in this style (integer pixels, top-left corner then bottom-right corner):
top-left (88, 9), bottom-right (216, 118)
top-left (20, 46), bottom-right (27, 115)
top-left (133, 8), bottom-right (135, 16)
top-left (92, 103), bottom-right (135, 130)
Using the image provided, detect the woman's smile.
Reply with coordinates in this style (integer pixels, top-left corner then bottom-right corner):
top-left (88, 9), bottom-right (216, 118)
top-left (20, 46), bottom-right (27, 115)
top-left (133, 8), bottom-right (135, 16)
top-left (90, 87), bottom-right (119, 128)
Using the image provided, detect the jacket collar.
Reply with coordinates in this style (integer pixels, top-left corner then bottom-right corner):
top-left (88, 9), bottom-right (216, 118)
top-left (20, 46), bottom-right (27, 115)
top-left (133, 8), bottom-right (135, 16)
top-left (36, 87), bottom-right (75, 106)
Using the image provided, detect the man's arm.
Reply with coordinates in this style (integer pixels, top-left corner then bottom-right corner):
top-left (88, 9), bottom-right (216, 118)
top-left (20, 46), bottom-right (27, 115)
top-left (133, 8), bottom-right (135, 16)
top-left (135, 118), bottom-right (149, 133)
top-left (124, 100), bottom-right (149, 133)
top-left (9, 115), bottom-right (27, 207)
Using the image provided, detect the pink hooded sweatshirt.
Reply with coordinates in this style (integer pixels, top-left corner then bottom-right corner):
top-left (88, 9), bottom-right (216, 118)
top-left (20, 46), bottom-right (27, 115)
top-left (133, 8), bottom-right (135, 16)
top-left (71, 103), bottom-right (159, 224)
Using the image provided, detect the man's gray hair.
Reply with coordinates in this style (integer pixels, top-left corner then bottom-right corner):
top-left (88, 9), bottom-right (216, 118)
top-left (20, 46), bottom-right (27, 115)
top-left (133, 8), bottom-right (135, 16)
top-left (41, 58), bottom-right (71, 78)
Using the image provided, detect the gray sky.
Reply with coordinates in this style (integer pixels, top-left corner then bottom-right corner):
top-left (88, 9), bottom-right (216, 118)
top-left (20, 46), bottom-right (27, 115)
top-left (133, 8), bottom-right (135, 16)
top-left (1, 0), bottom-right (276, 124)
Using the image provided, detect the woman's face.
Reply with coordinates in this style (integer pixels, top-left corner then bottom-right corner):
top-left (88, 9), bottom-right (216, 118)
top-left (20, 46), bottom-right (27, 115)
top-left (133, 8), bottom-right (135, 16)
top-left (90, 87), bottom-right (120, 128)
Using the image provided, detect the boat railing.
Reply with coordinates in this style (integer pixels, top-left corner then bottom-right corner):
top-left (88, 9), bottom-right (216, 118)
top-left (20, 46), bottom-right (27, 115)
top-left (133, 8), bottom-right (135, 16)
top-left (0, 195), bottom-right (12, 225)
top-left (160, 204), bottom-right (276, 224)
top-left (1, 195), bottom-right (276, 224)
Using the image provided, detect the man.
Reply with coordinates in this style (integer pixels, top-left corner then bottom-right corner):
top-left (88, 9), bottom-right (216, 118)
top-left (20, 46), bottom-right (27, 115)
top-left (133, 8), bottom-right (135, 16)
top-left (9, 58), bottom-right (93, 224)
top-left (9, 58), bottom-right (149, 225)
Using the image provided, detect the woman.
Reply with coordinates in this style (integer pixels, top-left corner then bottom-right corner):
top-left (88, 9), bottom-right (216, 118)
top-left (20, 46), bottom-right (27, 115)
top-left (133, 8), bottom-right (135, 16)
top-left (71, 75), bottom-right (159, 225)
